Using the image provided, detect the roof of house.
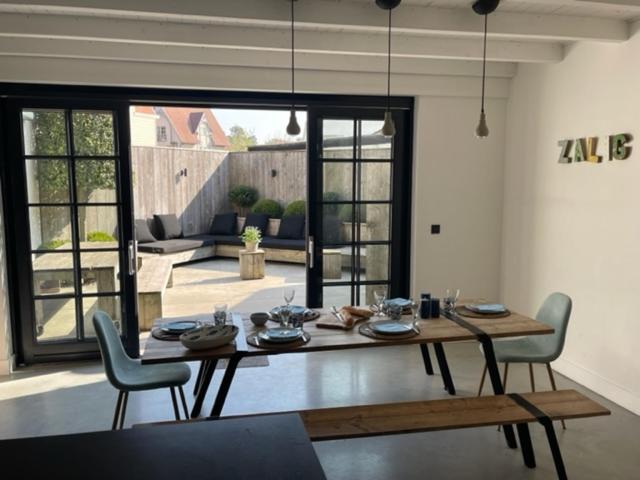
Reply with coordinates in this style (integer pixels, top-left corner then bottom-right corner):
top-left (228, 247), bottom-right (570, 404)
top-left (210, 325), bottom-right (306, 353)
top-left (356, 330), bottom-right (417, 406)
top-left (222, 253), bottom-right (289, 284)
top-left (133, 106), bottom-right (156, 115)
top-left (161, 107), bottom-right (230, 148)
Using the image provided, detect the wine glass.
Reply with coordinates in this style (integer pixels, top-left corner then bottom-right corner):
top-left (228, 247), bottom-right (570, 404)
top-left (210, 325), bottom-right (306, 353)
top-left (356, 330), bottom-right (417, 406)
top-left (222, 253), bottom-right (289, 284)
top-left (283, 288), bottom-right (296, 307)
top-left (409, 299), bottom-right (420, 329)
top-left (373, 288), bottom-right (387, 317)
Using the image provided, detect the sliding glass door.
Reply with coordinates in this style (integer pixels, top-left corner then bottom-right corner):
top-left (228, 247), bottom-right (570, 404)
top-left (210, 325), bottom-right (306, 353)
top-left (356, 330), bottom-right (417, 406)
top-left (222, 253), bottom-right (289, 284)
top-left (306, 108), bottom-right (412, 308)
top-left (3, 99), bottom-right (137, 362)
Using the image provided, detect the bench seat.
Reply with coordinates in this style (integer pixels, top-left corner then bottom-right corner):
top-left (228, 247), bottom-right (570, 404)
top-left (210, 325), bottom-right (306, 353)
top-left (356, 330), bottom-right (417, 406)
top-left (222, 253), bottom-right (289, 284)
top-left (138, 235), bottom-right (216, 254)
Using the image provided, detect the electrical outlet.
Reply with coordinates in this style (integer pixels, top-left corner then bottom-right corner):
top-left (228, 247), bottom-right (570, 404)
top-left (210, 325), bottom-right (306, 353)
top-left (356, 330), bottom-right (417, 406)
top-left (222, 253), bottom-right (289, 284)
top-left (431, 224), bottom-right (441, 235)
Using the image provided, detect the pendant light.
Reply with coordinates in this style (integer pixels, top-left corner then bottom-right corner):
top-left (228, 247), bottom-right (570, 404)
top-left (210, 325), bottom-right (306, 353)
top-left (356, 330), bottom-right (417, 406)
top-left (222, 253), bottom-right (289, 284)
top-left (286, 0), bottom-right (301, 136)
top-left (376, 0), bottom-right (401, 138)
top-left (472, 0), bottom-right (500, 139)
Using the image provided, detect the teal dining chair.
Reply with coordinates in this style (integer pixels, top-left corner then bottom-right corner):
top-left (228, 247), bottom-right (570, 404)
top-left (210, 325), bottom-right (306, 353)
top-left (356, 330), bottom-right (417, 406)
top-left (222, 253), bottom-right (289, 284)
top-left (93, 311), bottom-right (192, 429)
top-left (477, 292), bottom-right (572, 429)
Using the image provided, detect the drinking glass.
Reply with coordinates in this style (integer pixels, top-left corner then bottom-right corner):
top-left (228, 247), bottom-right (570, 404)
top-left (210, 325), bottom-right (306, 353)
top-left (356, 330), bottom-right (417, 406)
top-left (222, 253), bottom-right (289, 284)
top-left (373, 288), bottom-right (387, 317)
top-left (214, 304), bottom-right (228, 326)
top-left (443, 289), bottom-right (460, 312)
top-left (283, 288), bottom-right (296, 306)
top-left (279, 305), bottom-right (291, 328)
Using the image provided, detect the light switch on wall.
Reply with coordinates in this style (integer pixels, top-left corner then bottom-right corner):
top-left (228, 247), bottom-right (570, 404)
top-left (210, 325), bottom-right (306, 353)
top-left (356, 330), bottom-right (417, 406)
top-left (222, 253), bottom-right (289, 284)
top-left (431, 224), bottom-right (441, 235)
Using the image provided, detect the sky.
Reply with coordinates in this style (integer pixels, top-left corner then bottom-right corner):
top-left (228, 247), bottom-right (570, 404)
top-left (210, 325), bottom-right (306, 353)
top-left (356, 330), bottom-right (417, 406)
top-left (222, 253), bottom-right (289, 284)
top-left (213, 109), bottom-right (308, 144)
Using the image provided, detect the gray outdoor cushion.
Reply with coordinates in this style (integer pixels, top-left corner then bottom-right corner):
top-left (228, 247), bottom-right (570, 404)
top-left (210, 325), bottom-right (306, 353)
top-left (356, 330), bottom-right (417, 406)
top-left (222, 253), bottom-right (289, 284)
top-left (243, 213), bottom-right (269, 235)
top-left (210, 235), bottom-right (243, 246)
top-left (154, 214), bottom-right (182, 240)
top-left (260, 237), bottom-right (305, 251)
top-left (135, 219), bottom-right (156, 243)
top-left (137, 239), bottom-right (204, 254)
top-left (210, 213), bottom-right (237, 235)
top-left (183, 234), bottom-right (216, 247)
top-left (277, 215), bottom-right (305, 240)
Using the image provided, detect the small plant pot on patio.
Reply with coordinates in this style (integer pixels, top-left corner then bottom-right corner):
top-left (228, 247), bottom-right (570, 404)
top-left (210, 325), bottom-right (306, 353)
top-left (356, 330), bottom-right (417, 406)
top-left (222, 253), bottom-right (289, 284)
top-left (240, 226), bottom-right (262, 253)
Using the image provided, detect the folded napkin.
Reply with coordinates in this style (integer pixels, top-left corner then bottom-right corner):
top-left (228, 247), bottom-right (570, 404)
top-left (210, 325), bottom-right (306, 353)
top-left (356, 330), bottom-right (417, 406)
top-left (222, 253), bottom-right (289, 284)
top-left (316, 306), bottom-right (373, 330)
top-left (466, 303), bottom-right (506, 314)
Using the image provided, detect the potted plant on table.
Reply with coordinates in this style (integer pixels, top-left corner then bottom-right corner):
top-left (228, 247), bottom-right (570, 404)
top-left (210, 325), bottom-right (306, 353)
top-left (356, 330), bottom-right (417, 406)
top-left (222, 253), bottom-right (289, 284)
top-left (240, 226), bottom-right (262, 253)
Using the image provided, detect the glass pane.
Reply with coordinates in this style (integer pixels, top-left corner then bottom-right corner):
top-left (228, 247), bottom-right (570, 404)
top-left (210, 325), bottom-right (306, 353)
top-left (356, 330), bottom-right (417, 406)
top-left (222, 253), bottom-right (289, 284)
top-left (75, 160), bottom-right (117, 203)
top-left (29, 206), bottom-right (72, 251)
top-left (22, 109), bottom-right (68, 156)
top-left (359, 245), bottom-right (389, 282)
top-left (72, 111), bottom-right (116, 156)
top-left (80, 251), bottom-right (120, 294)
top-left (78, 206), bottom-right (119, 246)
top-left (360, 120), bottom-right (392, 160)
top-left (322, 247), bottom-right (351, 284)
top-left (323, 163), bottom-right (352, 202)
top-left (26, 159), bottom-right (70, 204)
top-left (323, 285), bottom-right (352, 307)
top-left (360, 284), bottom-right (389, 307)
top-left (35, 297), bottom-right (77, 341)
top-left (322, 204), bottom-right (349, 244)
top-left (83, 295), bottom-right (121, 337)
top-left (360, 204), bottom-right (390, 242)
top-left (32, 253), bottom-right (76, 296)
top-left (321, 119), bottom-right (354, 159)
top-left (360, 163), bottom-right (391, 201)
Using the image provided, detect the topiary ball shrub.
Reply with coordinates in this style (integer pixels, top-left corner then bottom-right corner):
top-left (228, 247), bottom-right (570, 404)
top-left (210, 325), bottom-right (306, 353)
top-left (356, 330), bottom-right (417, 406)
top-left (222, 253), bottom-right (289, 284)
top-left (322, 191), bottom-right (341, 215)
top-left (252, 199), bottom-right (284, 218)
top-left (229, 185), bottom-right (258, 209)
top-left (338, 204), bottom-right (366, 223)
top-left (283, 200), bottom-right (305, 217)
top-left (87, 231), bottom-right (116, 242)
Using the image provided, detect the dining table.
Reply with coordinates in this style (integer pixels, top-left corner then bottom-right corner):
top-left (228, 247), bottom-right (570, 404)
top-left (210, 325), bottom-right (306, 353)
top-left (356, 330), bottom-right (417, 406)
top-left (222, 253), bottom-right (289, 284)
top-left (141, 307), bottom-right (554, 450)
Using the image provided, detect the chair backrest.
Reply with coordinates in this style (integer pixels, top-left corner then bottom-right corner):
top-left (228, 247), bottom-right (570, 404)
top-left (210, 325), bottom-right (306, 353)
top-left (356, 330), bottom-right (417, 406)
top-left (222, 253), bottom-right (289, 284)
top-left (530, 292), bottom-right (572, 361)
top-left (93, 310), bottom-right (135, 389)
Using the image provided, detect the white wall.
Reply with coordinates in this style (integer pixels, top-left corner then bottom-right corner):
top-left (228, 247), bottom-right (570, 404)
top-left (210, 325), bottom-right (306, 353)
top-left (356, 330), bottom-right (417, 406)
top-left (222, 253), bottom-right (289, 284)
top-left (412, 96), bottom-right (507, 303)
top-left (502, 30), bottom-right (640, 414)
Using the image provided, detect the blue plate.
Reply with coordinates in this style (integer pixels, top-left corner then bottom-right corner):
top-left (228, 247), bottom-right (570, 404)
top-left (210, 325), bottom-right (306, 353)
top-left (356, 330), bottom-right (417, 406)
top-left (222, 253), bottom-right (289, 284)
top-left (258, 327), bottom-right (303, 343)
top-left (466, 304), bottom-right (507, 314)
top-left (383, 298), bottom-right (413, 308)
top-left (370, 320), bottom-right (413, 335)
top-left (161, 320), bottom-right (201, 334)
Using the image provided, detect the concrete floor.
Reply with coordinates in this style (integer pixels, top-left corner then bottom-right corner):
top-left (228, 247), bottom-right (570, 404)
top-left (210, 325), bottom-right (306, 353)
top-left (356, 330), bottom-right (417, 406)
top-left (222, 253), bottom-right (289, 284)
top-left (0, 341), bottom-right (636, 479)
top-left (5, 260), bottom-right (637, 478)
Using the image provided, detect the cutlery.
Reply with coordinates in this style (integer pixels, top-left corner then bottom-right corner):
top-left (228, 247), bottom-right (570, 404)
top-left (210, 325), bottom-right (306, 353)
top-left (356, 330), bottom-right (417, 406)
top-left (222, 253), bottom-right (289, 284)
top-left (331, 306), bottom-right (344, 323)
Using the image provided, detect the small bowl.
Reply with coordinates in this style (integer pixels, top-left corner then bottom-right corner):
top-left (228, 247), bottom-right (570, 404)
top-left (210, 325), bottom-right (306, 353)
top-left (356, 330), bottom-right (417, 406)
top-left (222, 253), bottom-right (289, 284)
top-left (250, 312), bottom-right (270, 327)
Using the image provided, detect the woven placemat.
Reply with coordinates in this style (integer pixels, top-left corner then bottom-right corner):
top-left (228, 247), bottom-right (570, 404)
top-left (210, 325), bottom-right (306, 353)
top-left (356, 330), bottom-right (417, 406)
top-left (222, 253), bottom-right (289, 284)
top-left (358, 322), bottom-right (419, 340)
top-left (246, 331), bottom-right (311, 350)
top-left (455, 306), bottom-right (511, 319)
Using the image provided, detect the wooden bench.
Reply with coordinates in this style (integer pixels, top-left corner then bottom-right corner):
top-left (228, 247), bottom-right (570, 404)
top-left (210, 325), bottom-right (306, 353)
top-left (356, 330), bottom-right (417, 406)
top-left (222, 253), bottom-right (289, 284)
top-left (137, 257), bottom-right (174, 330)
top-left (300, 390), bottom-right (609, 480)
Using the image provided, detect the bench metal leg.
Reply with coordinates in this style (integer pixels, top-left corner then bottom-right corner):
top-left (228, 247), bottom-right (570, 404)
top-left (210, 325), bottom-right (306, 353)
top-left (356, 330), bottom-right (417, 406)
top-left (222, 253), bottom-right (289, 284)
top-left (170, 387), bottom-right (181, 420)
top-left (210, 355), bottom-right (242, 418)
top-left (112, 390), bottom-right (125, 430)
top-left (191, 359), bottom-right (217, 418)
top-left (433, 343), bottom-right (456, 395)
top-left (178, 386), bottom-right (190, 419)
top-left (480, 339), bottom-right (518, 449)
top-left (118, 392), bottom-right (129, 430)
top-left (516, 423), bottom-right (536, 468)
top-left (542, 419), bottom-right (568, 480)
top-left (419, 344), bottom-right (434, 376)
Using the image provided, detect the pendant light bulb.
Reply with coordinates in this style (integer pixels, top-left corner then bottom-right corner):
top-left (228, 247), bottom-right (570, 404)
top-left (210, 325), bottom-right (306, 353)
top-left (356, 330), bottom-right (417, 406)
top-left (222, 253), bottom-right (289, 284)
top-left (382, 111), bottom-right (396, 137)
top-left (286, 109), bottom-right (301, 136)
top-left (475, 110), bottom-right (489, 138)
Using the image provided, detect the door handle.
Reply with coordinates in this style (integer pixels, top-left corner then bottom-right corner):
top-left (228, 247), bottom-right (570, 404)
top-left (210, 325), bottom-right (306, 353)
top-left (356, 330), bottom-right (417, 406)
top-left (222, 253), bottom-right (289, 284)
top-left (308, 236), bottom-right (314, 269)
top-left (128, 240), bottom-right (137, 276)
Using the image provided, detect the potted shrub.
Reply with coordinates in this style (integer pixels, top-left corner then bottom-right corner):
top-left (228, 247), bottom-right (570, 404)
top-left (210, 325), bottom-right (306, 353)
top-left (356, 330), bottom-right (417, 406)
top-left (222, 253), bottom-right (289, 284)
top-left (283, 200), bottom-right (305, 217)
top-left (229, 185), bottom-right (258, 216)
top-left (240, 226), bottom-right (262, 252)
top-left (251, 199), bottom-right (284, 218)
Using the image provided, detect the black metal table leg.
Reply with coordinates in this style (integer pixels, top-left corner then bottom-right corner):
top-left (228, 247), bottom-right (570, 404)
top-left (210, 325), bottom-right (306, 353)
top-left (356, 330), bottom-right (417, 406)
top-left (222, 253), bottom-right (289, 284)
top-left (481, 339), bottom-right (518, 449)
top-left (209, 354), bottom-right (242, 418)
top-left (542, 419), bottom-right (568, 479)
top-left (190, 359), bottom-right (217, 418)
top-left (419, 344), bottom-right (434, 376)
top-left (433, 343), bottom-right (456, 395)
top-left (516, 423), bottom-right (536, 468)
top-left (193, 361), bottom-right (206, 396)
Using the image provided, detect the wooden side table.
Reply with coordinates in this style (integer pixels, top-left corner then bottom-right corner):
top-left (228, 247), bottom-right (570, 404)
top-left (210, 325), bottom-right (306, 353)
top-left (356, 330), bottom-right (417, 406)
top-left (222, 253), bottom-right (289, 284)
top-left (239, 249), bottom-right (266, 280)
top-left (322, 249), bottom-right (342, 279)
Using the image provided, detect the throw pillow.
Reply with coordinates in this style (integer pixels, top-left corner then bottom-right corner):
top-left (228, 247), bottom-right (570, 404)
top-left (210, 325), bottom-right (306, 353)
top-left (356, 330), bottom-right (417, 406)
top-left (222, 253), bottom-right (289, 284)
top-left (242, 213), bottom-right (269, 235)
top-left (210, 213), bottom-right (237, 235)
top-left (154, 214), bottom-right (182, 240)
top-left (135, 219), bottom-right (156, 243)
top-left (277, 215), bottom-right (305, 239)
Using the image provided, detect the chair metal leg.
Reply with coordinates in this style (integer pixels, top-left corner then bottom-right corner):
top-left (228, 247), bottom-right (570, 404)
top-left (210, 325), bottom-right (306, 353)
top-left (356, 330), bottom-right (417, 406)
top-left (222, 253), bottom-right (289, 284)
top-left (477, 363), bottom-right (488, 396)
top-left (419, 344), bottom-right (434, 376)
top-left (529, 363), bottom-right (536, 392)
top-left (546, 363), bottom-right (567, 430)
top-left (118, 392), bottom-right (129, 430)
top-left (497, 363), bottom-right (509, 432)
top-left (178, 386), bottom-right (190, 420)
top-left (112, 391), bottom-right (124, 430)
top-left (170, 387), bottom-right (181, 421)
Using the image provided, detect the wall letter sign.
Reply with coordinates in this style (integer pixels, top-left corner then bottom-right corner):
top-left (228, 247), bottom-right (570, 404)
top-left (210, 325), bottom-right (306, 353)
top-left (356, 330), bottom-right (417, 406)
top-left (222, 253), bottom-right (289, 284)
top-left (557, 133), bottom-right (632, 164)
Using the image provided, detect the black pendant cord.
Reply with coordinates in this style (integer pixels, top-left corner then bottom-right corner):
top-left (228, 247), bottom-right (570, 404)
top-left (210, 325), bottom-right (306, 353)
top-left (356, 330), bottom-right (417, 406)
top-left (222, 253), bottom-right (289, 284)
top-left (386, 8), bottom-right (392, 112)
top-left (291, 0), bottom-right (295, 110)
top-left (480, 14), bottom-right (488, 113)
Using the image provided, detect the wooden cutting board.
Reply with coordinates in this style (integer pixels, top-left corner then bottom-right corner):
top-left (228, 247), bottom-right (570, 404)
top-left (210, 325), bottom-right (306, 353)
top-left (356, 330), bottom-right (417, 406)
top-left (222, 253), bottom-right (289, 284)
top-left (315, 313), bottom-right (369, 330)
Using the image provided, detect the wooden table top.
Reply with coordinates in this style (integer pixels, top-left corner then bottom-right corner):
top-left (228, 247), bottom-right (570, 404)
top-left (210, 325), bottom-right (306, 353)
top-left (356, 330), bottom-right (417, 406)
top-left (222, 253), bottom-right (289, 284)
top-left (0, 413), bottom-right (326, 480)
top-left (141, 308), bottom-right (554, 365)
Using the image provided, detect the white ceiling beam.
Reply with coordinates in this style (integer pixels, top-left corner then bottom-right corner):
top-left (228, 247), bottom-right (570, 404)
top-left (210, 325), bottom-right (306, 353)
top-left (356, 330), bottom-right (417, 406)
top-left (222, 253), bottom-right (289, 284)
top-left (0, 55), bottom-right (512, 98)
top-left (0, 37), bottom-right (517, 78)
top-left (0, 0), bottom-right (629, 42)
top-left (0, 13), bottom-right (563, 63)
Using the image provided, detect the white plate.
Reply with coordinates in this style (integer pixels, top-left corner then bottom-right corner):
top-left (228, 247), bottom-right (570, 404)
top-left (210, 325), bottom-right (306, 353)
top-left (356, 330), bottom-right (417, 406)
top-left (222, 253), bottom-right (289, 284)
top-left (466, 304), bottom-right (506, 314)
top-left (180, 325), bottom-right (238, 350)
top-left (258, 327), bottom-right (303, 343)
top-left (370, 320), bottom-right (413, 335)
